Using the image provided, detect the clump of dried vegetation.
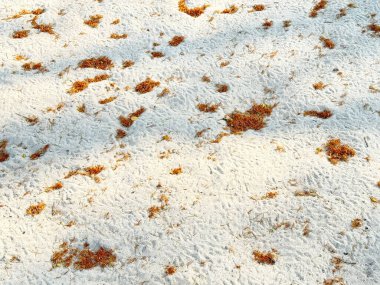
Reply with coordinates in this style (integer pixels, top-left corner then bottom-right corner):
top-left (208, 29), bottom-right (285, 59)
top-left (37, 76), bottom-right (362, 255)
top-left (216, 84), bottom-right (229, 93)
top-left (303, 109), bottom-right (333, 119)
top-left (220, 5), bottom-right (238, 14)
top-left (0, 140), bottom-right (10, 162)
top-left (12, 30), bottom-right (30, 39)
top-left (122, 60), bottom-right (134, 68)
top-left (31, 15), bottom-right (55, 35)
top-left (324, 138), bottom-right (355, 164)
top-left (310, 0), bottom-right (328, 18)
top-left (26, 202), bottom-right (46, 216)
top-left (225, 103), bottom-right (277, 133)
top-left (313, 81), bottom-right (327, 90)
top-left (351, 218), bottom-right (363, 228)
top-left (4, 8), bottom-right (44, 20)
top-left (170, 167), bottom-right (182, 175)
top-left (65, 165), bottom-right (105, 183)
top-left (51, 242), bottom-right (116, 270)
top-left (320, 36), bottom-right (335, 49)
top-left (135, 78), bottom-right (160, 94)
top-left (169, 35), bottom-right (185, 46)
top-left (30, 144), bottom-right (49, 160)
top-left (323, 277), bottom-right (345, 285)
top-left (119, 107), bottom-right (146, 128)
top-left (262, 20), bottom-right (273, 29)
top-left (45, 181), bottom-right (63, 193)
top-left (68, 74), bottom-right (110, 94)
top-left (84, 14), bottom-right (103, 28)
top-left (22, 62), bottom-right (47, 72)
top-left (150, 51), bottom-right (165, 58)
top-left (99, 96), bottom-right (117, 104)
top-left (110, 33), bottom-right (128, 39)
top-left (116, 129), bottom-right (127, 139)
top-left (178, 0), bottom-right (209, 17)
top-left (165, 265), bottom-right (177, 275)
top-left (197, 103), bottom-right (220, 113)
top-left (148, 194), bottom-right (169, 218)
top-left (248, 4), bottom-right (265, 13)
top-left (78, 56), bottom-right (113, 70)
top-left (252, 250), bottom-right (277, 265)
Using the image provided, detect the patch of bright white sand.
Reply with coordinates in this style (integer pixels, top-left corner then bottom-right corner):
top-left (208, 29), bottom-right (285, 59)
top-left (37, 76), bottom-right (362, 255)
top-left (0, 0), bottom-right (380, 284)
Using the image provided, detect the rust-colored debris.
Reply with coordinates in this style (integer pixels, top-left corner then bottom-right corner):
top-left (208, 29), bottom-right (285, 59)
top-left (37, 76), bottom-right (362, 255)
top-left (99, 96), bottom-right (117, 104)
top-left (150, 51), bottom-right (165, 58)
top-left (110, 33), bottom-right (128, 39)
top-left (26, 115), bottom-right (39, 125)
top-left (170, 167), bottom-right (182, 175)
top-left (165, 265), bottom-right (177, 275)
top-left (225, 103), bottom-right (277, 133)
top-left (68, 74), bottom-right (110, 94)
top-left (202, 75), bottom-right (211, 82)
top-left (78, 56), bottom-right (113, 70)
top-left (283, 20), bottom-right (292, 28)
top-left (216, 84), bottom-right (229, 93)
top-left (116, 129), bottom-right (127, 139)
top-left (26, 202), bottom-right (46, 216)
top-left (119, 107), bottom-right (146, 128)
top-left (313, 81), bottom-right (327, 90)
top-left (197, 103), bottom-right (219, 113)
top-left (169, 35), bottom-right (185, 46)
top-left (324, 138), bottom-right (355, 164)
top-left (323, 277), bottom-right (346, 285)
top-left (45, 181), bottom-right (63, 193)
top-left (249, 4), bottom-right (265, 12)
top-left (65, 165), bottom-right (105, 183)
top-left (252, 250), bottom-right (277, 265)
top-left (46, 102), bottom-right (64, 113)
top-left (263, 20), bottom-right (273, 29)
top-left (178, 0), bottom-right (209, 17)
top-left (211, 132), bottom-right (229, 143)
top-left (31, 16), bottom-right (55, 34)
top-left (51, 242), bottom-right (116, 270)
top-left (320, 36), bottom-right (335, 49)
top-left (111, 19), bottom-right (120, 25)
top-left (4, 8), bottom-right (45, 20)
top-left (30, 144), bottom-right (49, 160)
top-left (351, 218), bottom-right (363, 228)
top-left (84, 14), bottom-right (103, 28)
top-left (368, 23), bottom-right (380, 34)
top-left (310, 0), bottom-right (328, 17)
top-left (158, 88), bottom-right (170, 97)
top-left (22, 62), bottom-right (47, 72)
top-left (220, 5), bottom-right (238, 14)
top-left (294, 190), bottom-right (318, 197)
top-left (122, 60), bottom-right (134, 68)
top-left (0, 140), bottom-right (9, 162)
top-left (135, 78), bottom-right (160, 94)
top-left (12, 30), bottom-right (30, 39)
top-left (303, 109), bottom-right (332, 119)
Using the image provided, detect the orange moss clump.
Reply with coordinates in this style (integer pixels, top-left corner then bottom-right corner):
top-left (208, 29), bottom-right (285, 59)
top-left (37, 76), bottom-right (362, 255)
top-left (323, 277), bottom-right (345, 285)
top-left (68, 74), bottom-right (110, 94)
top-left (31, 16), bottom-right (55, 35)
top-left (170, 167), bottom-right (182, 175)
top-left (150, 51), bottom-right (165, 58)
top-left (351, 218), bottom-right (363, 228)
top-left (216, 84), bottom-right (229, 93)
top-left (263, 20), bottom-right (273, 29)
top-left (78, 56), bottom-right (113, 70)
top-left (304, 109), bottom-right (332, 119)
top-left (116, 129), bottom-right (127, 139)
top-left (12, 30), bottom-right (30, 39)
top-left (119, 107), bottom-right (146, 128)
top-left (45, 181), bottom-right (63, 192)
top-left (324, 138), bottom-right (355, 164)
top-left (178, 0), bottom-right (209, 17)
top-left (253, 250), bottom-right (277, 265)
top-left (26, 202), bottom-right (46, 216)
top-left (110, 33), bottom-right (128, 39)
top-left (165, 265), bottom-right (177, 275)
top-left (169, 35), bottom-right (185, 46)
top-left (220, 5), bottom-right (238, 14)
top-left (22, 62), bottom-right (47, 72)
top-left (313, 81), bottom-right (327, 90)
top-left (310, 0), bottom-right (328, 17)
top-left (320, 37), bottom-right (335, 49)
top-left (135, 78), bottom-right (160, 94)
top-left (65, 165), bottom-right (105, 182)
top-left (122, 60), bottom-right (134, 68)
top-left (197, 103), bottom-right (219, 113)
top-left (30, 144), bottom-right (49, 160)
top-left (202, 75), bottom-right (211, 82)
top-left (148, 205), bottom-right (162, 218)
top-left (84, 14), bottom-right (103, 28)
top-left (4, 8), bottom-right (45, 20)
top-left (99, 96), bottom-right (117, 104)
top-left (368, 24), bottom-right (380, 34)
top-left (249, 4), bottom-right (265, 12)
top-left (225, 103), bottom-right (277, 133)
top-left (51, 242), bottom-right (116, 270)
top-left (0, 140), bottom-right (10, 162)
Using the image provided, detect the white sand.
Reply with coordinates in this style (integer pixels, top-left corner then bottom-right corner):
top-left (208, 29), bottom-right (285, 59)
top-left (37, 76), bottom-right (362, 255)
top-left (0, 0), bottom-right (380, 284)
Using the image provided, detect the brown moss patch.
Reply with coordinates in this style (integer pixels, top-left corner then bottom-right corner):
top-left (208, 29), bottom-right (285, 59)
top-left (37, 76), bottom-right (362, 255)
top-left (304, 109), bottom-right (332, 119)
top-left (324, 138), bottom-right (355, 164)
top-left (169, 35), bottom-right (185, 46)
top-left (197, 103), bottom-right (219, 113)
top-left (99, 96), bottom-right (117, 104)
top-left (313, 81), bottom-right (327, 90)
top-left (178, 0), bottom-right (209, 17)
top-left (51, 242), bottom-right (116, 270)
top-left (225, 103), bottom-right (277, 133)
top-left (12, 30), bottom-right (30, 39)
top-left (320, 36), bottom-right (335, 49)
top-left (249, 4), bottom-right (265, 12)
top-left (216, 84), bottom-right (229, 93)
top-left (68, 74), bottom-right (110, 94)
top-left (122, 60), bottom-right (134, 68)
top-left (135, 78), bottom-right (160, 94)
top-left (119, 107), bottom-right (146, 128)
top-left (0, 140), bottom-right (10, 162)
top-left (310, 0), bottom-right (328, 18)
top-left (252, 250), bottom-right (277, 265)
top-left (30, 144), bottom-right (49, 160)
top-left (78, 56), bottom-right (113, 70)
top-left (26, 202), bottom-right (46, 216)
top-left (4, 8), bottom-right (45, 20)
top-left (22, 62), bottom-right (47, 72)
top-left (84, 14), bottom-right (103, 28)
top-left (110, 33), bottom-right (128, 39)
top-left (45, 181), bottom-right (63, 193)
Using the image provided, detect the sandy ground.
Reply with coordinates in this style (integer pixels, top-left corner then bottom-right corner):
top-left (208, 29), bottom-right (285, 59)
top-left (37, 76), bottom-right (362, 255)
top-left (1, 0), bottom-right (380, 284)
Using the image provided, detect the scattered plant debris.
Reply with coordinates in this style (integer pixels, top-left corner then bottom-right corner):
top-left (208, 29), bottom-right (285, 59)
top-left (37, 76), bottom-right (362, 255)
top-left (158, 88), bottom-right (170, 97)
top-left (46, 102), bottom-right (64, 113)
top-left (310, 0), bottom-right (328, 18)
top-left (283, 20), bottom-right (292, 28)
top-left (122, 60), bottom-right (134, 68)
top-left (111, 19), bottom-right (120, 25)
top-left (22, 62), bottom-right (47, 72)
top-left (84, 14), bottom-right (103, 28)
top-left (165, 265), bottom-right (177, 275)
top-left (178, 0), bottom-right (209, 17)
top-left (202, 75), bottom-right (211, 82)
top-left (225, 103), bottom-right (277, 133)
top-left (45, 181), bottom-right (63, 192)
top-left (77, 104), bottom-right (86, 113)
top-left (99, 96), bottom-right (117, 104)
top-left (368, 23), bottom-right (380, 35)
top-left (65, 165), bottom-right (105, 183)
top-left (248, 4), bottom-right (265, 12)
top-left (197, 103), bottom-right (219, 113)
top-left (30, 144), bottom-right (49, 160)
top-left (135, 78), bottom-right (160, 94)
top-left (323, 277), bottom-right (345, 285)
top-left (68, 74), bottom-right (110, 94)
top-left (26, 115), bottom-right (39, 125)
top-left (320, 36), bottom-right (335, 49)
top-left (116, 129), bottom-right (127, 139)
top-left (324, 138), bottom-right (355, 164)
top-left (26, 202), bottom-right (46, 216)
top-left (252, 250), bottom-right (277, 265)
top-left (304, 109), bottom-right (333, 119)
top-left (0, 140), bottom-right (9, 162)
top-left (211, 132), bottom-right (229, 143)
top-left (150, 51), bottom-right (165, 58)
top-left (110, 33), bottom-right (128, 39)
top-left (263, 20), bottom-right (273, 29)
top-left (119, 107), bottom-right (146, 128)
top-left (351, 218), bottom-right (363, 228)
top-left (4, 8), bottom-right (45, 20)
top-left (78, 56), bottom-right (113, 70)
top-left (169, 35), bottom-right (185, 46)
top-left (294, 189), bottom-right (318, 197)
top-left (313, 81), bottom-right (327, 90)
top-left (216, 84), bottom-right (229, 93)
top-left (31, 16), bottom-right (55, 35)
top-left (220, 5), bottom-right (238, 14)
top-left (12, 30), bottom-right (30, 39)
top-left (170, 167), bottom-right (182, 175)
